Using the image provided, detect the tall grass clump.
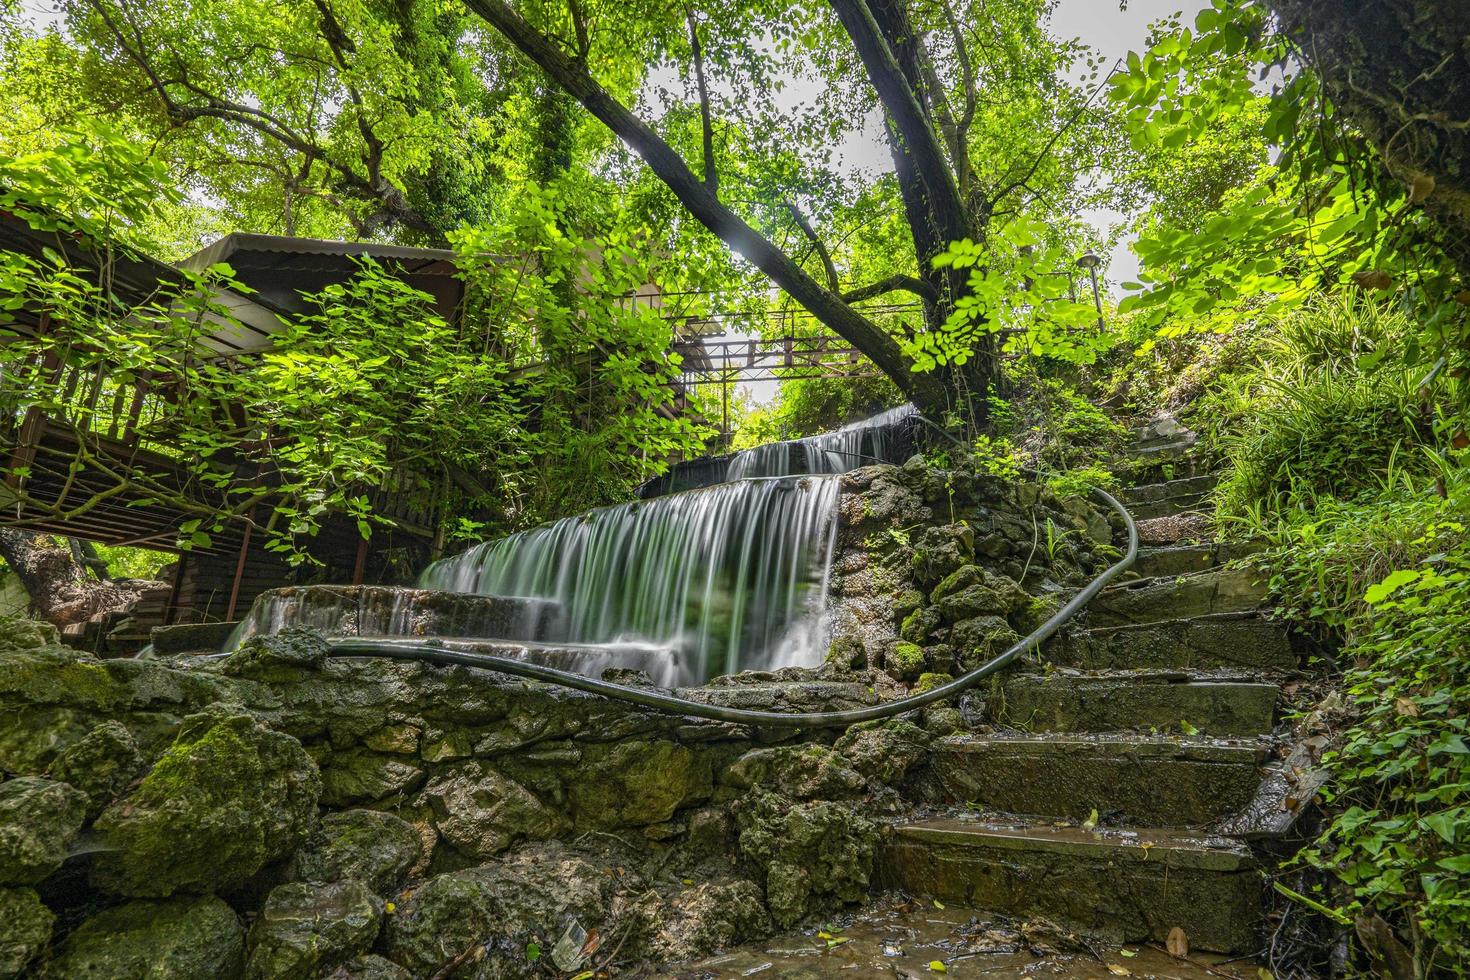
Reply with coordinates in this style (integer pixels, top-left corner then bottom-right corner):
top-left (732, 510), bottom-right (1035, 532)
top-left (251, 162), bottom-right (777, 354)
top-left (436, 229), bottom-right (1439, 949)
top-left (1213, 296), bottom-right (1433, 523)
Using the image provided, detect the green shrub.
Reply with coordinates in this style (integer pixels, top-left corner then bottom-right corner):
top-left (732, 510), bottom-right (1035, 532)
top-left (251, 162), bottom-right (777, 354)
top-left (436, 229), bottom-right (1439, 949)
top-left (1214, 298), bottom-right (1432, 522)
top-left (1262, 467), bottom-right (1470, 975)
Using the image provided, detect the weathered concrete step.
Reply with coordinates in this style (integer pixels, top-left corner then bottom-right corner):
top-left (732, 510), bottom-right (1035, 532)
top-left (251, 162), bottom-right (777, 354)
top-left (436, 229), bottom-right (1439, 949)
top-left (1122, 476), bottom-right (1219, 520)
top-left (1048, 612), bottom-right (1295, 671)
top-left (1131, 541), bottom-right (1262, 579)
top-left (876, 819), bottom-right (1261, 953)
top-left (1091, 566), bottom-right (1268, 628)
top-left (1123, 475), bottom-right (1219, 504)
top-left (924, 734), bottom-right (1270, 826)
top-left (995, 670), bottom-right (1279, 736)
top-left (1135, 513), bottom-right (1212, 546)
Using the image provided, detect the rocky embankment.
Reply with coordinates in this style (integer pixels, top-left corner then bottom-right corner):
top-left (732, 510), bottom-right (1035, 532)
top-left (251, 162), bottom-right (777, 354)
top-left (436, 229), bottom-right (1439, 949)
top-left (0, 460), bottom-right (1112, 978)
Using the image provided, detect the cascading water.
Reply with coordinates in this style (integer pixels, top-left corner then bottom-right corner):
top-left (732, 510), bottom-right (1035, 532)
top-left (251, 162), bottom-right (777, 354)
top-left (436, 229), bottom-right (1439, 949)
top-left (226, 405), bottom-right (919, 685)
top-left (725, 403), bottom-right (916, 480)
top-left (419, 475), bottom-right (841, 685)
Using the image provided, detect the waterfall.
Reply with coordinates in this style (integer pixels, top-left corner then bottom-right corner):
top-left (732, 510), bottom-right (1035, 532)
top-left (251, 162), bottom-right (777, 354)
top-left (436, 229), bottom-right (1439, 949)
top-left (725, 403), bottom-right (916, 480)
top-left (419, 475), bottom-right (841, 684)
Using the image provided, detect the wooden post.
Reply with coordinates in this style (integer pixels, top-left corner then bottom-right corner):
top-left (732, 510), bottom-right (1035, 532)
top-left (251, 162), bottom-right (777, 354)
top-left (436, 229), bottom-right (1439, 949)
top-left (351, 535), bottom-right (369, 585)
top-left (224, 518), bottom-right (254, 622)
top-left (164, 551), bottom-right (187, 626)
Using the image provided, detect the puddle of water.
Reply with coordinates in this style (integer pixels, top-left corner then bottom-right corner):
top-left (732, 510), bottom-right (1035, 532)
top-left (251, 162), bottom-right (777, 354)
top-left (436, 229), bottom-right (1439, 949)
top-left (658, 896), bottom-right (1254, 979)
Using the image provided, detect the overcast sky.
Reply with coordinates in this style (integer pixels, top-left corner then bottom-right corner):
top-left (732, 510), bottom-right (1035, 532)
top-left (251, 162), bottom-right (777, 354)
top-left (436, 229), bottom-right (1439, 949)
top-left (1051, 0), bottom-right (1210, 286)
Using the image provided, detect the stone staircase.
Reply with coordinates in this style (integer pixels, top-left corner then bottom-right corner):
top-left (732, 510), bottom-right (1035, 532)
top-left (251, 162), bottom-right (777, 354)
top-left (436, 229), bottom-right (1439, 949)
top-left (878, 466), bottom-right (1297, 957)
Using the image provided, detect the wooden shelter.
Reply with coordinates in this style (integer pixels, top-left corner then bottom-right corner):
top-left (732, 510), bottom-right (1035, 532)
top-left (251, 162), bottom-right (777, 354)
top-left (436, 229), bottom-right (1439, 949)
top-left (0, 215), bottom-right (461, 631)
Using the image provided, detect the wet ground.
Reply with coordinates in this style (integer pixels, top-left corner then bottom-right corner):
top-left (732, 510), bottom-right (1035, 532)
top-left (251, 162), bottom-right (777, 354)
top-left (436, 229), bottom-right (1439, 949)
top-left (659, 896), bottom-right (1256, 980)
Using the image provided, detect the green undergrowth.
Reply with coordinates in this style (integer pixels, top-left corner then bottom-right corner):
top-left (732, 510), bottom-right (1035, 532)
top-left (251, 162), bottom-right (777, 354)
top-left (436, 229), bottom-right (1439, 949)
top-left (1258, 467), bottom-right (1470, 976)
top-left (1163, 296), bottom-right (1470, 977)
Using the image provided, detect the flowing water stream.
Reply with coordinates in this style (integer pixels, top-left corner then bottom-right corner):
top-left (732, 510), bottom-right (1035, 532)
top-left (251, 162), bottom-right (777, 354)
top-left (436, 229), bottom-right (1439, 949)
top-left (230, 405), bottom-right (917, 685)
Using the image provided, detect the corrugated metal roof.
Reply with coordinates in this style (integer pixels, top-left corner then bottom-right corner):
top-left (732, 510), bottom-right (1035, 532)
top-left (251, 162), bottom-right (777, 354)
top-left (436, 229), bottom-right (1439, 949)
top-left (180, 233), bottom-right (459, 274)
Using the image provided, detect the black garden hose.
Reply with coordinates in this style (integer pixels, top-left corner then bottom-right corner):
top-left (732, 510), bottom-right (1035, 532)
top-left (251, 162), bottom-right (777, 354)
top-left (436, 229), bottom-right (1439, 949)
top-left (325, 487), bottom-right (1137, 729)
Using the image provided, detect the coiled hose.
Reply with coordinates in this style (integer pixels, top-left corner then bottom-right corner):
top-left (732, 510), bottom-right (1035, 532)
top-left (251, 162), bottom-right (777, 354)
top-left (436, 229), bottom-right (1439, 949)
top-left (325, 487), bottom-right (1137, 729)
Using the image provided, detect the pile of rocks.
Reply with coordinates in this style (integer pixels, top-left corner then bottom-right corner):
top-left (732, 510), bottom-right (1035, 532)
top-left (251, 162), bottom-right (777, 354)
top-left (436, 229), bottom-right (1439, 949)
top-left (0, 623), bottom-right (932, 978)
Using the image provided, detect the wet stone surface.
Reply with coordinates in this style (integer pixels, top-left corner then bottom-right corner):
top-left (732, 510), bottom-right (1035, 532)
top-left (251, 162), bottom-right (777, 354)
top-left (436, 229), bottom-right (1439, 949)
top-left (660, 895), bottom-right (1256, 979)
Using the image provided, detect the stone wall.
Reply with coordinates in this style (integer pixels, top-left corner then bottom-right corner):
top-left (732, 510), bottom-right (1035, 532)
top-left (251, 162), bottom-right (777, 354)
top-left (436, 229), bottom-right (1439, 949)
top-left (0, 460), bottom-right (1117, 979)
top-left (827, 457), bottom-right (1116, 693)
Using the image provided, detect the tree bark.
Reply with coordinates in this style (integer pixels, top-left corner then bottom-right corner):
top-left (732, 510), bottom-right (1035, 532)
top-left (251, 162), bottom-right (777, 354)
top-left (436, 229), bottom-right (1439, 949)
top-left (0, 530), bottom-right (148, 628)
top-left (1269, 0), bottom-right (1470, 278)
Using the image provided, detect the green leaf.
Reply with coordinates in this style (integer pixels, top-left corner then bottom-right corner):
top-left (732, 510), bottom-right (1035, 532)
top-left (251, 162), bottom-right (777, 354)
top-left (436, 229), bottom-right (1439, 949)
top-left (1364, 569), bottom-right (1423, 605)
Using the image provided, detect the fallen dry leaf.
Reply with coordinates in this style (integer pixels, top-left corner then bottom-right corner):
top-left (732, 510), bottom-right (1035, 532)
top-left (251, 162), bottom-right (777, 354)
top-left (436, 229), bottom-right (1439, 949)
top-left (1407, 173), bottom-right (1436, 204)
top-left (1352, 269), bottom-right (1393, 291)
top-left (1106, 965), bottom-right (1132, 976)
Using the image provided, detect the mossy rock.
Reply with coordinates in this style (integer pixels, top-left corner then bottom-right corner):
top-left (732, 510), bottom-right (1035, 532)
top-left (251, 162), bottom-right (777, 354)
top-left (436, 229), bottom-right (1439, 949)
top-left (382, 847), bottom-right (612, 977)
top-left (832, 719), bottom-right (932, 786)
top-left (950, 616), bottom-right (1022, 671)
top-left (40, 895), bottom-right (244, 980)
top-left (913, 672), bottom-right (954, 695)
top-left (288, 809), bottom-right (422, 895)
top-left (569, 740), bottom-right (712, 829)
top-left (419, 761), bottom-right (566, 859)
top-left (898, 606), bottom-right (942, 645)
top-left (245, 879), bottom-right (382, 980)
top-left (721, 745), bottom-right (865, 801)
top-left (318, 749), bottom-right (425, 807)
top-left (734, 792), bottom-right (877, 928)
top-left (0, 616), bottom-right (60, 651)
top-left (48, 720), bottom-right (143, 819)
top-left (654, 879), bottom-right (771, 961)
top-left (93, 711), bottom-right (320, 897)
top-left (220, 628), bottom-right (329, 682)
top-left (0, 887), bottom-right (52, 979)
top-left (885, 641), bottom-right (926, 681)
top-left (0, 777), bottom-right (86, 885)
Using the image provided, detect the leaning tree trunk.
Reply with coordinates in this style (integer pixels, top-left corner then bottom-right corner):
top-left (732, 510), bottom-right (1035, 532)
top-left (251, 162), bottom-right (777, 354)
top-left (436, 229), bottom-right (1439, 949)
top-left (0, 529), bottom-right (137, 628)
top-left (1269, 0), bottom-right (1470, 278)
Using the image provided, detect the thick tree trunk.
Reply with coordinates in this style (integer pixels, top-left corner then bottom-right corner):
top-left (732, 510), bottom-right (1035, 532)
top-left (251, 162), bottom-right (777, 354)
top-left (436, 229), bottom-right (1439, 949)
top-left (464, 0), bottom-right (963, 422)
top-left (1269, 0), bottom-right (1470, 277)
top-left (0, 529), bottom-right (141, 628)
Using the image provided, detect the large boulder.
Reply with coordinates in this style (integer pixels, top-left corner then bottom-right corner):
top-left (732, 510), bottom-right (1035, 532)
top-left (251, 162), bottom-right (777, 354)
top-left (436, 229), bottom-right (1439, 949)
top-left (246, 880), bottom-right (383, 980)
top-left (419, 762), bottom-right (564, 860)
top-left (735, 794), bottom-right (877, 928)
top-left (0, 777), bottom-right (86, 885)
top-left (40, 895), bottom-right (244, 979)
top-left (652, 879), bottom-right (771, 962)
top-left (382, 846), bottom-right (612, 977)
top-left (721, 745), bottom-right (865, 801)
top-left (0, 887), bottom-right (52, 979)
top-left (568, 741), bottom-right (712, 829)
top-left (47, 720), bottom-right (144, 818)
top-left (93, 711), bottom-right (320, 896)
top-left (289, 809), bottom-right (422, 895)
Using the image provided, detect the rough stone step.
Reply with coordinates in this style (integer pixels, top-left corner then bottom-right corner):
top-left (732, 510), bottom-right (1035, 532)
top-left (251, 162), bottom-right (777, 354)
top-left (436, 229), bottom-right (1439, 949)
top-left (1122, 475), bottom-right (1220, 504)
top-left (1135, 513), bottom-right (1212, 547)
top-left (923, 733), bottom-right (1270, 826)
top-left (1121, 476), bottom-right (1220, 520)
top-left (1048, 612), bottom-right (1296, 672)
top-left (1090, 566), bottom-right (1269, 628)
top-left (1131, 541), bottom-right (1262, 580)
top-left (994, 670), bottom-right (1279, 736)
top-left (875, 819), bottom-right (1261, 953)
